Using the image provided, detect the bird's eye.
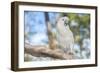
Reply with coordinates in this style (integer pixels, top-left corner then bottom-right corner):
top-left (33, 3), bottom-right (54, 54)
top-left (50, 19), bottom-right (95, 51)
top-left (62, 19), bottom-right (64, 21)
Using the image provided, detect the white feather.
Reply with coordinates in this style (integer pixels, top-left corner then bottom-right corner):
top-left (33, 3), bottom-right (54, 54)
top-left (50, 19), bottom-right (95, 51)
top-left (56, 17), bottom-right (74, 53)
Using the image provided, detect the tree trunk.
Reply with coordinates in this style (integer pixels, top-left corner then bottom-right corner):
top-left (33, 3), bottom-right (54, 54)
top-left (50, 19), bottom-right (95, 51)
top-left (44, 12), bottom-right (57, 50)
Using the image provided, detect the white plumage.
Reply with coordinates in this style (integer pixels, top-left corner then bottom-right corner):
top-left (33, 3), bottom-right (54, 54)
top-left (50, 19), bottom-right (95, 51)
top-left (56, 17), bottom-right (74, 53)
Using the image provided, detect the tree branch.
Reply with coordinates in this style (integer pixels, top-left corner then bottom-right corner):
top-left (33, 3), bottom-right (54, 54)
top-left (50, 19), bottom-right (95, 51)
top-left (25, 43), bottom-right (74, 60)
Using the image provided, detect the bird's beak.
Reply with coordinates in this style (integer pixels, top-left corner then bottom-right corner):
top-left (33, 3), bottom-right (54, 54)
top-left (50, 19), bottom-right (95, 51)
top-left (64, 21), bottom-right (68, 26)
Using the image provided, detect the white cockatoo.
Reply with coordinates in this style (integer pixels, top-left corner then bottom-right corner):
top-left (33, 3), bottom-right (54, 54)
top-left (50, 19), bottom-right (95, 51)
top-left (56, 17), bottom-right (74, 54)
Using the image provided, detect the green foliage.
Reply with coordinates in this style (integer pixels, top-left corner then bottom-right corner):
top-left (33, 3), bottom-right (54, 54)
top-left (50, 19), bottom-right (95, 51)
top-left (67, 13), bottom-right (90, 27)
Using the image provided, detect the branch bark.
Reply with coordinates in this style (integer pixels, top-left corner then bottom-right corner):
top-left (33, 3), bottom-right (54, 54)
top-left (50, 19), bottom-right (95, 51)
top-left (25, 43), bottom-right (74, 60)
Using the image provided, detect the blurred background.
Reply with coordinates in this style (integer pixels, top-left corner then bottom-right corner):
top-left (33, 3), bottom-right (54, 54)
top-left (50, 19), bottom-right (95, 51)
top-left (24, 11), bottom-right (90, 61)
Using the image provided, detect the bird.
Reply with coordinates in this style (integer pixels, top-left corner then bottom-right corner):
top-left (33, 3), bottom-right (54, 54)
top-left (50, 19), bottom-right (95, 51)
top-left (56, 17), bottom-right (74, 54)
